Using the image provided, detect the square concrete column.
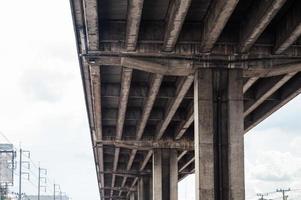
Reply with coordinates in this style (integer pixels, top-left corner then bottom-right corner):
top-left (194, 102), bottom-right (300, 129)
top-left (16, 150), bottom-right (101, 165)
top-left (138, 176), bottom-right (152, 200)
top-left (194, 68), bottom-right (245, 200)
top-left (130, 192), bottom-right (137, 200)
top-left (152, 149), bottom-right (178, 200)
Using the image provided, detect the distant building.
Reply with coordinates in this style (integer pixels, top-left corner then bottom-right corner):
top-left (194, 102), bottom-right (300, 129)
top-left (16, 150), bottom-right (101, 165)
top-left (26, 195), bottom-right (69, 200)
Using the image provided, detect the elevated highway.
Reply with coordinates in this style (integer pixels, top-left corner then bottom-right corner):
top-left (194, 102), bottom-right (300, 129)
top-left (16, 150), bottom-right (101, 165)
top-left (70, 0), bottom-right (301, 199)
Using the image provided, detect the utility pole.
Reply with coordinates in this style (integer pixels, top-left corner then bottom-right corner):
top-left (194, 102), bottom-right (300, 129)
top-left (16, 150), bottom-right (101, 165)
top-left (257, 193), bottom-right (269, 200)
top-left (276, 188), bottom-right (291, 200)
top-left (18, 149), bottom-right (30, 200)
top-left (54, 184), bottom-right (60, 200)
top-left (38, 167), bottom-right (40, 200)
top-left (53, 183), bottom-right (56, 200)
top-left (38, 167), bottom-right (47, 200)
top-left (18, 149), bottom-right (22, 200)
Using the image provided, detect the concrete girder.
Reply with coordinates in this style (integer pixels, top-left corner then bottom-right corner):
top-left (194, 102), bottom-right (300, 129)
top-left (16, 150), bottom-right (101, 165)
top-left (239, 0), bottom-right (287, 53)
top-left (155, 76), bottom-right (194, 140)
top-left (82, 0), bottom-right (99, 50)
top-left (163, 0), bottom-right (192, 51)
top-left (200, 0), bottom-right (239, 52)
top-left (274, 0), bottom-right (301, 54)
top-left (111, 68), bottom-right (133, 199)
top-left (244, 73), bottom-right (296, 117)
top-left (245, 72), bottom-right (301, 132)
top-left (101, 83), bottom-right (193, 100)
top-left (243, 77), bottom-right (259, 93)
top-left (119, 74), bottom-right (163, 197)
top-left (126, 0), bottom-right (144, 51)
top-left (125, 75), bottom-right (194, 194)
top-left (89, 56), bottom-right (301, 78)
top-left (96, 139), bottom-right (194, 151)
top-left (90, 65), bottom-right (105, 191)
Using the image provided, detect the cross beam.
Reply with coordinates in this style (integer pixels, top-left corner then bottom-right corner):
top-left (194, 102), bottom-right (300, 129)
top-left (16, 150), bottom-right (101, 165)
top-left (96, 139), bottom-right (194, 151)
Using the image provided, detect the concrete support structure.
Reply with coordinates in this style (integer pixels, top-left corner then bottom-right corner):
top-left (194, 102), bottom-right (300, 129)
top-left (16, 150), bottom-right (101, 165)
top-left (137, 177), bottom-right (152, 200)
top-left (152, 149), bottom-right (178, 200)
top-left (130, 192), bottom-right (137, 200)
top-left (70, 0), bottom-right (301, 198)
top-left (194, 68), bottom-right (245, 200)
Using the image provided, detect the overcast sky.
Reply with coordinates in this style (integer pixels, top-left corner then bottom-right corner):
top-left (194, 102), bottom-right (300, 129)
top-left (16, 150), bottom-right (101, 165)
top-left (0, 1), bottom-right (300, 200)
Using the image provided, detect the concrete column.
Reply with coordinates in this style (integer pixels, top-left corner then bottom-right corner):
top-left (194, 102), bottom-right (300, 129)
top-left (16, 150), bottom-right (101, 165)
top-left (149, 176), bottom-right (153, 200)
top-left (130, 192), bottom-right (137, 200)
top-left (194, 68), bottom-right (245, 200)
top-left (152, 149), bottom-right (178, 200)
top-left (138, 177), bottom-right (151, 200)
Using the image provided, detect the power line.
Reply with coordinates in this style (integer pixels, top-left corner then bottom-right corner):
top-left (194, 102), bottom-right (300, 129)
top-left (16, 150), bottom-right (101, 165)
top-left (257, 193), bottom-right (269, 200)
top-left (0, 133), bottom-right (65, 198)
top-left (276, 188), bottom-right (291, 200)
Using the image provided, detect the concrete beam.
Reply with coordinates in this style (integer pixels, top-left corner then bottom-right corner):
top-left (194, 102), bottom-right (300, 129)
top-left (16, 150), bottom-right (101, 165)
top-left (86, 51), bottom-right (301, 66)
top-left (112, 68), bottom-right (133, 198)
top-left (163, 0), bottom-right (192, 51)
top-left (174, 104), bottom-right (193, 139)
top-left (121, 57), bottom-right (194, 76)
top-left (99, 170), bottom-right (151, 177)
top-left (100, 187), bottom-right (136, 192)
top-left (243, 77), bottom-right (259, 93)
top-left (119, 74), bottom-right (163, 197)
top-left (125, 150), bottom-right (153, 198)
top-left (102, 83), bottom-right (193, 100)
top-left (245, 73), bottom-right (301, 132)
top-left (140, 151), bottom-right (153, 171)
top-left (244, 73), bottom-right (296, 117)
top-left (89, 56), bottom-right (301, 79)
top-left (126, 0), bottom-right (144, 51)
top-left (274, 0), bottom-right (301, 54)
top-left (102, 108), bottom-right (183, 122)
top-left (243, 62), bottom-right (301, 78)
top-left (194, 68), bottom-right (245, 200)
top-left (153, 149), bottom-right (178, 200)
top-left (136, 74), bottom-right (164, 140)
top-left (240, 0), bottom-right (287, 53)
top-left (179, 156), bottom-right (194, 173)
top-left (97, 139), bottom-right (194, 151)
top-left (83, 0), bottom-right (99, 50)
top-left (200, 0), bottom-right (239, 52)
top-left (90, 66), bottom-right (105, 188)
top-left (177, 150), bottom-right (188, 161)
top-left (126, 75), bottom-right (194, 192)
top-left (155, 76), bottom-right (194, 139)
top-left (97, 148), bottom-right (104, 188)
top-left (116, 68), bottom-right (133, 139)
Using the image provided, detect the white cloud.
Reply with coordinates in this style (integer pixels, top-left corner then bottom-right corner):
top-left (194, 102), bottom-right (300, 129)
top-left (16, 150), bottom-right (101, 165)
top-left (251, 151), bottom-right (301, 182)
top-left (290, 136), bottom-right (301, 156)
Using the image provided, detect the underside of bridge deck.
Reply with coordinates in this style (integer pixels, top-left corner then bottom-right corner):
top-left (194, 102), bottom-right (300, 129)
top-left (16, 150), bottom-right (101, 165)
top-left (70, 0), bottom-right (301, 199)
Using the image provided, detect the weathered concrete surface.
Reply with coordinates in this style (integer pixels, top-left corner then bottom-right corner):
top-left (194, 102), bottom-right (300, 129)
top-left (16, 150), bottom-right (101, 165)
top-left (69, 0), bottom-right (301, 199)
top-left (194, 68), bottom-right (244, 200)
top-left (153, 149), bottom-right (178, 200)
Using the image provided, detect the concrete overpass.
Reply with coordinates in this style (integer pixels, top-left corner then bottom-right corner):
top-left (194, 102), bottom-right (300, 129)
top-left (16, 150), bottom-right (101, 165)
top-left (69, 0), bottom-right (301, 199)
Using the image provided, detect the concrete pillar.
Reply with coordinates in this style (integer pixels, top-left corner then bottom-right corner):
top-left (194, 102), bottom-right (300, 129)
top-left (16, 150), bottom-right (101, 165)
top-left (130, 192), bottom-right (136, 200)
top-left (149, 176), bottom-right (153, 200)
top-left (138, 177), bottom-right (152, 200)
top-left (152, 149), bottom-right (178, 200)
top-left (194, 68), bottom-right (245, 200)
